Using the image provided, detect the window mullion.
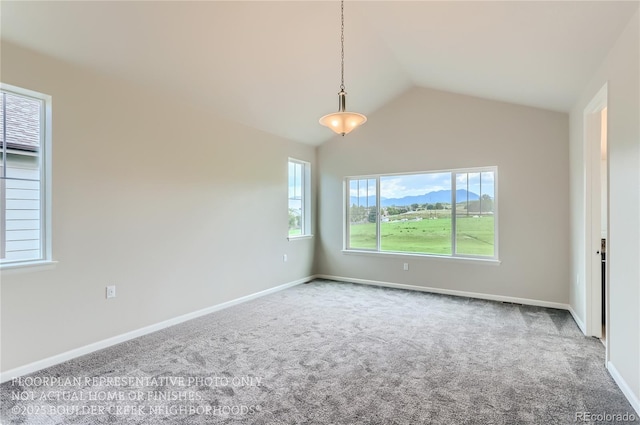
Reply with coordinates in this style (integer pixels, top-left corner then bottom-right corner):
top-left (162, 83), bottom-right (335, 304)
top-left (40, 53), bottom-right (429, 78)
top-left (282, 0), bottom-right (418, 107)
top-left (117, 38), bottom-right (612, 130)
top-left (300, 164), bottom-right (304, 233)
top-left (452, 172), bottom-right (457, 256)
top-left (376, 177), bottom-right (381, 252)
top-left (479, 174), bottom-right (482, 216)
top-left (0, 177), bottom-right (5, 259)
top-left (1, 92), bottom-right (5, 260)
top-left (38, 98), bottom-right (46, 259)
top-left (345, 179), bottom-right (350, 249)
top-left (1, 92), bottom-right (6, 177)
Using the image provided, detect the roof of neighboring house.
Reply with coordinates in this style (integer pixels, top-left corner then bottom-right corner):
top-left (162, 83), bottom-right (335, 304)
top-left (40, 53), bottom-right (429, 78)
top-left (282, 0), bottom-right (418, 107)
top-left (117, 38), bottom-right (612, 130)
top-left (0, 92), bottom-right (40, 152)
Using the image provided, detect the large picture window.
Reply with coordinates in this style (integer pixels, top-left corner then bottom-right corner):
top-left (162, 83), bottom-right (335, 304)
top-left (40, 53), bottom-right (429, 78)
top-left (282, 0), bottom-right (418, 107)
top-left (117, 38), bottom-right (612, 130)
top-left (0, 84), bottom-right (52, 267)
top-left (346, 167), bottom-right (497, 260)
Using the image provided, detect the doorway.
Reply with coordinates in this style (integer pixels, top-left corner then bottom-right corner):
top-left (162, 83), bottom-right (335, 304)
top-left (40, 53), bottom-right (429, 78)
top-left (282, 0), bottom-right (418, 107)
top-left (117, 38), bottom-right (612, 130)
top-left (583, 83), bottom-right (608, 357)
top-left (598, 107), bottom-right (608, 344)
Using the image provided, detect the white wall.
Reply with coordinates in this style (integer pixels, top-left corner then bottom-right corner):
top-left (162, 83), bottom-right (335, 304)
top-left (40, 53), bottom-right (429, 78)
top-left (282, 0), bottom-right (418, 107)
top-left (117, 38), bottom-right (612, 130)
top-left (569, 10), bottom-right (640, 408)
top-left (0, 42), bottom-right (316, 373)
top-left (316, 87), bottom-right (570, 305)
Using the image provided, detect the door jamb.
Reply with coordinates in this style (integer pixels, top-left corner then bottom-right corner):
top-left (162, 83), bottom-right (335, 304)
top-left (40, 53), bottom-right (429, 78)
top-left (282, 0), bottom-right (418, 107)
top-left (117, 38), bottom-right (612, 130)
top-left (583, 83), bottom-right (608, 360)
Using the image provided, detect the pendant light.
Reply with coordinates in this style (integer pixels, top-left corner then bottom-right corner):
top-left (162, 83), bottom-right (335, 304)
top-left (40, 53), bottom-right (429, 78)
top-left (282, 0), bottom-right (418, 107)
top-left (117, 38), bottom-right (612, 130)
top-left (319, 0), bottom-right (367, 136)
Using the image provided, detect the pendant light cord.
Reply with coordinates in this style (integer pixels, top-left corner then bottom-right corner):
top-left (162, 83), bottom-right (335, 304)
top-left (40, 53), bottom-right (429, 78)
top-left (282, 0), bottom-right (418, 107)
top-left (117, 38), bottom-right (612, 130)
top-left (340, 0), bottom-right (345, 91)
top-left (318, 0), bottom-right (367, 134)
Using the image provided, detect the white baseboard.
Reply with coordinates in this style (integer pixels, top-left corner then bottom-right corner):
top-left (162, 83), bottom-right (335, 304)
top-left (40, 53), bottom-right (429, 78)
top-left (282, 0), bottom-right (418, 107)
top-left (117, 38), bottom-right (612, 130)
top-left (608, 361), bottom-right (640, 416)
top-left (315, 274), bottom-right (570, 310)
top-left (568, 304), bottom-right (587, 334)
top-left (0, 276), bottom-right (313, 384)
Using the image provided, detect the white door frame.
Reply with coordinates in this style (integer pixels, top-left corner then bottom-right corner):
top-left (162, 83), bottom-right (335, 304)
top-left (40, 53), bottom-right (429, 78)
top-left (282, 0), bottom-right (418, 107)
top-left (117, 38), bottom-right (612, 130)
top-left (583, 83), bottom-right (608, 357)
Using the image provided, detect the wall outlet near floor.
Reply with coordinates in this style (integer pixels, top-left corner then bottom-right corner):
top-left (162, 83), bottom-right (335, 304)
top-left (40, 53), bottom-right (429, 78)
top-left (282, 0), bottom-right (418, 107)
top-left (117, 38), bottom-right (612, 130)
top-left (403, 263), bottom-right (409, 271)
top-left (283, 254), bottom-right (288, 262)
top-left (106, 285), bottom-right (116, 299)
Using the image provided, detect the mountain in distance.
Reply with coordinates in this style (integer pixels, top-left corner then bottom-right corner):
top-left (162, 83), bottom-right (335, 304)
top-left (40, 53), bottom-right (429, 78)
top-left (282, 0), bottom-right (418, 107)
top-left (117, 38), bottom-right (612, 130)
top-left (350, 189), bottom-right (479, 208)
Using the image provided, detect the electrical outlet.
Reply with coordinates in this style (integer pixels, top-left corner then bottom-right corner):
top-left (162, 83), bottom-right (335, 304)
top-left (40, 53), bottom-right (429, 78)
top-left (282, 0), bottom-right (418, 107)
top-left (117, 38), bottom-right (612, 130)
top-left (403, 263), bottom-right (409, 271)
top-left (283, 254), bottom-right (288, 262)
top-left (106, 285), bottom-right (116, 299)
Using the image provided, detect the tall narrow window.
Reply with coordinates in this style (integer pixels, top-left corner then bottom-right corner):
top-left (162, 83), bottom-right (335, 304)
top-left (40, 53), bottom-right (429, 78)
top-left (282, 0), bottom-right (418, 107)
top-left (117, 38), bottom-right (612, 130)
top-left (288, 158), bottom-right (311, 237)
top-left (0, 84), bottom-right (52, 267)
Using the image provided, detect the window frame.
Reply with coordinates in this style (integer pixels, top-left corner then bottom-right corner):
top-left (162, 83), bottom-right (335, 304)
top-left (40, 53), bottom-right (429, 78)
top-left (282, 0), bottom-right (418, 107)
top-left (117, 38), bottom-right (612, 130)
top-left (344, 166), bottom-right (499, 262)
top-left (287, 158), bottom-right (312, 240)
top-left (344, 175), bottom-right (379, 252)
top-left (0, 83), bottom-right (53, 269)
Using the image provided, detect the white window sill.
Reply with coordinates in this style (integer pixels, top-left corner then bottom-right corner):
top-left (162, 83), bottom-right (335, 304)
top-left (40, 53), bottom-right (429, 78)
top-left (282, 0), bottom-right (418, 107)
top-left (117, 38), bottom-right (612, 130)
top-left (342, 250), bottom-right (501, 265)
top-left (288, 234), bottom-right (314, 241)
top-left (0, 260), bottom-right (58, 275)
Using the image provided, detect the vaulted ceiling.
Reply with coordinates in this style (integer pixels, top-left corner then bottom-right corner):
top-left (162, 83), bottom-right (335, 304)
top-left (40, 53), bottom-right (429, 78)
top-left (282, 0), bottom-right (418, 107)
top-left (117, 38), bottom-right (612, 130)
top-left (2, 1), bottom-right (637, 145)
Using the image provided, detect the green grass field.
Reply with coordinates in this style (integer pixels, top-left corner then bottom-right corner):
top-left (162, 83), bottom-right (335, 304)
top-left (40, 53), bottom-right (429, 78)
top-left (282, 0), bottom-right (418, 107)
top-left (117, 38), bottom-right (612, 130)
top-left (349, 215), bottom-right (494, 256)
top-left (455, 216), bottom-right (495, 255)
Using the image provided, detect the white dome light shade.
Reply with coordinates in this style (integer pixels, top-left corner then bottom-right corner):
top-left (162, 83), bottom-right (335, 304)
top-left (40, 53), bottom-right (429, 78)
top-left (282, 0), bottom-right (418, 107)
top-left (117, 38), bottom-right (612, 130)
top-left (319, 111), bottom-right (367, 136)
top-left (319, 89), bottom-right (367, 136)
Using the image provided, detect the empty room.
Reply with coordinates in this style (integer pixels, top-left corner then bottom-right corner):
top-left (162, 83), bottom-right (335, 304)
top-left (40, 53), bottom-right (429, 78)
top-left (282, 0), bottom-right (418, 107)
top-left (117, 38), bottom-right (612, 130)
top-left (1, 1), bottom-right (639, 424)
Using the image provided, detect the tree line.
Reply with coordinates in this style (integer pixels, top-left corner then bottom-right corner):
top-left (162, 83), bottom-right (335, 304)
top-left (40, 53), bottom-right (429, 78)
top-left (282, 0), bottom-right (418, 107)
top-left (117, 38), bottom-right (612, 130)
top-left (350, 195), bottom-right (494, 224)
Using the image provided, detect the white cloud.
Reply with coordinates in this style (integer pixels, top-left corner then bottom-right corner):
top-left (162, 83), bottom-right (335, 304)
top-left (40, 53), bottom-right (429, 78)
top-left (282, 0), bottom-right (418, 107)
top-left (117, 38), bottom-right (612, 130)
top-left (349, 171), bottom-right (496, 199)
top-left (349, 179), bottom-right (376, 197)
top-left (381, 173), bottom-right (450, 198)
top-left (456, 171), bottom-right (495, 196)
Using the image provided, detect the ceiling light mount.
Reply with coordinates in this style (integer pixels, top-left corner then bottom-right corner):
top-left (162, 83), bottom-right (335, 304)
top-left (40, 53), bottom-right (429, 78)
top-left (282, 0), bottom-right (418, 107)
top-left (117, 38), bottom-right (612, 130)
top-left (319, 0), bottom-right (367, 136)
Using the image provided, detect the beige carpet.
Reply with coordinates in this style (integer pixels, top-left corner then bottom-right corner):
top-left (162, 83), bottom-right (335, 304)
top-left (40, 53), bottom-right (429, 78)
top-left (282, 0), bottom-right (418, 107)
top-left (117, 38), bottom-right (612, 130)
top-left (1, 279), bottom-right (637, 424)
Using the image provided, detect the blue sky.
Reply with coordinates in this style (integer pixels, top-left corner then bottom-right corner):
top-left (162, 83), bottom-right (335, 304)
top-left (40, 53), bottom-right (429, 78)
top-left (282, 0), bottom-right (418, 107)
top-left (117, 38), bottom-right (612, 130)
top-left (288, 161), bottom-right (303, 199)
top-left (350, 171), bottom-right (495, 199)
